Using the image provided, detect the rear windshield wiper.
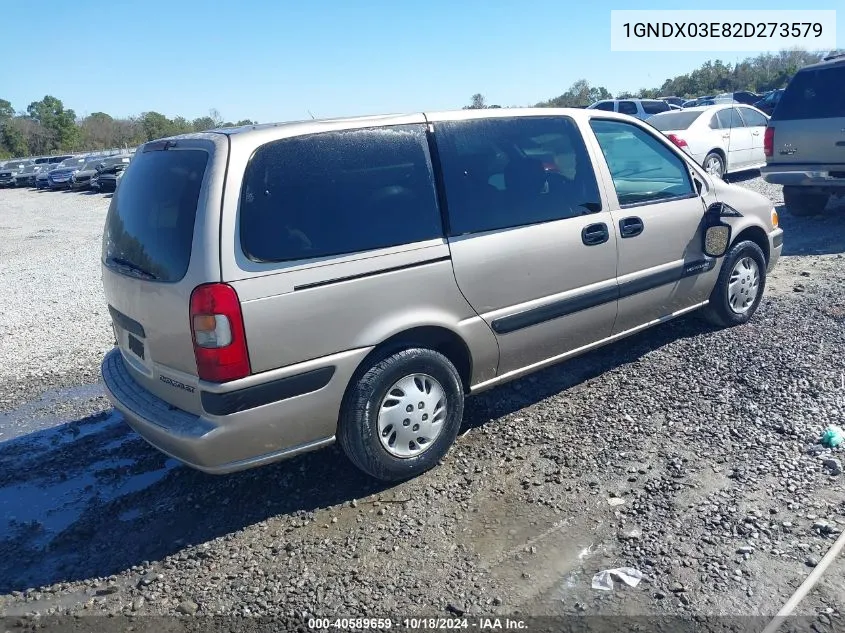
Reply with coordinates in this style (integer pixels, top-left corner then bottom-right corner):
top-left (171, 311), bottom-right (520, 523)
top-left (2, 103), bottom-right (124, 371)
top-left (106, 256), bottom-right (158, 280)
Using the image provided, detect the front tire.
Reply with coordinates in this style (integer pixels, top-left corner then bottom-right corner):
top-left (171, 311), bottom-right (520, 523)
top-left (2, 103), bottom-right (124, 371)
top-left (338, 348), bottom-right (464, 482)
top-left (783, 186), bottom-right (829, 217)
top-left (701, 240), bottom-right (767, 327)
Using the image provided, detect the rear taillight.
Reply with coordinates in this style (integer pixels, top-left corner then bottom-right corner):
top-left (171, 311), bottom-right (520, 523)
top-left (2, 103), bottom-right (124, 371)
top-left (764, 127), bottom-right (774, 157)
top-left (189, 283), bottom-right (251, 382)
top-left (667, 134), bottom-right (688, 149)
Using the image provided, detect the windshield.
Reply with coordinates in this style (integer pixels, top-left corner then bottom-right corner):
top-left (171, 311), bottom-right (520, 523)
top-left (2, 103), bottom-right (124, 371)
top-left (647, 111), bottom-right (702, 131)
top-left (102, 148), bottom-right (209, 282)
top-left (82, 161), bottom-right (102, 171)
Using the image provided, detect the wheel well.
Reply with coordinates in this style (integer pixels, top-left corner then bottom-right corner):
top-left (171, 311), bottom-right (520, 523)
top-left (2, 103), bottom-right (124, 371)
top-left (706, 148), bottom-right (726, 164)
top-left (361, 327), bottom-right (473, 393)
top-left (733, 225), bottom-right (770, 263)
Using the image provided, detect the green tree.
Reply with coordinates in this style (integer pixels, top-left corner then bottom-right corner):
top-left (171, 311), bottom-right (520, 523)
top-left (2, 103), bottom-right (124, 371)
top-left (192, 116), bottom-right (216, 132)
top-left (536, 79), bottom-right (612, 108)
top-left (139, 111), bottom-right (174, 141)
top-left (0, 120), bottom-right (28, 157)
top-left (80, 112), bottom-right (115, 149)
top-left (171, 116), bottom-right (194, 135)
top-left (26, 95), bottom-right (79, 151)
top-left (0, 99), bottom-right (14, 122)
top-left (463, 93), bottom-right (487, 109)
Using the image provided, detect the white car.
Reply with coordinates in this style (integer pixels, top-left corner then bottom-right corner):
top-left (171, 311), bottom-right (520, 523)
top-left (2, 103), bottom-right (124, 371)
top-left (646, 104), bottom-right (770, 179)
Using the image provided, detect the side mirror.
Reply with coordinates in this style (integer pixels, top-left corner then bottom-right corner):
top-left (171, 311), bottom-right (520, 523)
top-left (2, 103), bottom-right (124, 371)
top-left (702, 202), bottom-right (741, 257)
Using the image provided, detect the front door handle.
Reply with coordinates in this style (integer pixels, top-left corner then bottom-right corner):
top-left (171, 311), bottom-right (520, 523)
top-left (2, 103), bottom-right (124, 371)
top-left (581, 222), bottom-right (609, 246)
top-left (619, 216), bottom-right (644, 238)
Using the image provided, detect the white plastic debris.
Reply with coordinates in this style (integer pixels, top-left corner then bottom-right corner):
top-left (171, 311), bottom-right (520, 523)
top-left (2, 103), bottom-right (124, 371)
top-left (591, 567), bottom-right (643, 591)
top-left (607, 498), bottom-right (626, 507)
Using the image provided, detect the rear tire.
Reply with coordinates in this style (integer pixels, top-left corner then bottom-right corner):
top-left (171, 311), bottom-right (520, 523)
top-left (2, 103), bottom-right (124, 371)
top-left (701, 240), bottom-right (767, 328)
top-left (338, 348), bottom-right (464, 482)
top-left (783, 186), bottom-right (829, 217)
top-left (703, 152), bottom-right (725, 179)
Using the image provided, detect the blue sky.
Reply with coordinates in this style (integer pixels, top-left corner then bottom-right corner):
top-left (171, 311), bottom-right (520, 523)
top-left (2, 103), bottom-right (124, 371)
top-left (0, 0), bottom-right (841, 123)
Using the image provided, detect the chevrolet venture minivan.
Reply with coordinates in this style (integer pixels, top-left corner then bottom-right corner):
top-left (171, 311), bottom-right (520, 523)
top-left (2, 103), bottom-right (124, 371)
top-left (100, 108), bottom-right (783, 481)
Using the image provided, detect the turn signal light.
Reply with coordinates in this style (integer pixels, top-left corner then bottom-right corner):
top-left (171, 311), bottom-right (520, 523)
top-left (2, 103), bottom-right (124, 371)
top-left (189, 283), bottom-right (251, 382)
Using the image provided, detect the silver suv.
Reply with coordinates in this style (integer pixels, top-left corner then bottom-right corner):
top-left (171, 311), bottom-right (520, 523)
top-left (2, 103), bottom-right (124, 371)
top-left (761, 53), bottom-right (845, 216)
top-left (100, 108), bottom-right (783, 482)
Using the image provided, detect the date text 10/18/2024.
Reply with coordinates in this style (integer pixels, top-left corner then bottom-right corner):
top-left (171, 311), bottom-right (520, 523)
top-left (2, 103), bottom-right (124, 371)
top-left (308, 617), bottom-right (528, 630)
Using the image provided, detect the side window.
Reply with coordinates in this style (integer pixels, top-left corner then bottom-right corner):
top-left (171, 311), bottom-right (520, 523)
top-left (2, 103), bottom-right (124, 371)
top-left (728, 108), bottom-right (747, 128)
top-left (594, 101), bottom-right (615, 111)
top-left (435, 116), bottom-right (603, 235)
top-left (739, 107), bottom-right (768, 127)
top-left (589, 119), bottom-right (695, 207)
top-left (709, 114), bottom-right (723, 130)
top-left (618, 101), bottom-right (638, 115)
top-left (715, 110), bottom-right (732, 130)
top-left (239, 124), bottom-right (443, 263)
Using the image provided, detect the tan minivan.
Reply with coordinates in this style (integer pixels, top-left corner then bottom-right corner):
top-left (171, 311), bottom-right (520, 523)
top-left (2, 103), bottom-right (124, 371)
top-left (100, 108), bottom-right (783, 481)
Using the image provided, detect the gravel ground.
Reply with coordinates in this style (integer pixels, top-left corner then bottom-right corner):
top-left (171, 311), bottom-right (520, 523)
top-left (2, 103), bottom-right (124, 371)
top-left (0, 179), bottom-right (844, 631)
top-left (0, 188), bottom-right (114, 422)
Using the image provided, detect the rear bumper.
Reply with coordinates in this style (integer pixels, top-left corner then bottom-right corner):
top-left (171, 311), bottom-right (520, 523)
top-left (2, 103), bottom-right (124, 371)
top-left (100, 345), bottom-right (370, 474)
top-left (761, 165), bottom-right (845, 189)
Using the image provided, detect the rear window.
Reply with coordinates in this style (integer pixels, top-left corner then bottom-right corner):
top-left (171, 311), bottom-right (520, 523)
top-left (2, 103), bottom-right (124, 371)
top-left (102, 148), bottom-right (208, 282)
top-left (239, 124), bottom-right (443, 263)
top-left (773, 65), bottom-right (845, 120)
top-left (648, 111), bottom-right (701, 131)
top-left (642, 100), bottom-right (670, 114)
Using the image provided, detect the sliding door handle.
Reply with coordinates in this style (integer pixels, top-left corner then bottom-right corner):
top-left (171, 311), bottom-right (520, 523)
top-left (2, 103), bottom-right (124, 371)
top-left (581, 222), bottom-right (609, 246)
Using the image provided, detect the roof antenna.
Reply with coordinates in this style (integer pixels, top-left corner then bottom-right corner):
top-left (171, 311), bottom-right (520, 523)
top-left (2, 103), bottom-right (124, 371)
top-left (307, 110), bottom-right (316, 120)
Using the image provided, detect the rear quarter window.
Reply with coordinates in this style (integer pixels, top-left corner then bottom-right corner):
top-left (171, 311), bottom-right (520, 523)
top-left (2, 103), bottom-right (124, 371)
top-left (239, 124), bottom-right (443, 263)
top-left (102, 147), bottom-right (209, 282)
top-left (773, 65), bottom-right (845, 120)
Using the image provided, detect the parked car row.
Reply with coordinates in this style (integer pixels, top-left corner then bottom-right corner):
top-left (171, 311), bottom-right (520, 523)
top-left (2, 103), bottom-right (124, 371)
top-left (0, 152), bottom-right (132, 193)
top-left (588, 90), bottom-right (787, 121)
